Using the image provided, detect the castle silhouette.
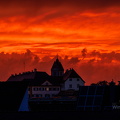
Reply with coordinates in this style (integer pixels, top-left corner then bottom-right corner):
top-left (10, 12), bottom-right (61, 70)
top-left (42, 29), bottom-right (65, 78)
top-left (8, 58), bottom-right (85, 98)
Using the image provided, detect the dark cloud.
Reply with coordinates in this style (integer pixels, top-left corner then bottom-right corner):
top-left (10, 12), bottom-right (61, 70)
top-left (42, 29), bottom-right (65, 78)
top-left (0, 49), bottom-right (120, 85)
top-left (68, 57), bottom-right (80, 64)
top-left (81, 48), bottom-right (87, 59)
top-left (89, 50), bottom-right (120, 63)
top-left (0, 0), bottom-right (120, 18)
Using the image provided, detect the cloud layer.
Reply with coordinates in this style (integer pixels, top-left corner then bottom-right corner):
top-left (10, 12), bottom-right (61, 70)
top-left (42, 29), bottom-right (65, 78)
top-left (0, 49), bottom-right (120, 85)
top-left (0, 0), bottom-right (120, 55)
top-left (0, 0), bottom-right (120, 85)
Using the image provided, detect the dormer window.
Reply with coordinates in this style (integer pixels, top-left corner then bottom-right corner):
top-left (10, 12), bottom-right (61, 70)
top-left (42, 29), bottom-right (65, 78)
top-left (46, 83), bottom-right (48, 85)
top-left (77, 84), bottom-right (80, 88)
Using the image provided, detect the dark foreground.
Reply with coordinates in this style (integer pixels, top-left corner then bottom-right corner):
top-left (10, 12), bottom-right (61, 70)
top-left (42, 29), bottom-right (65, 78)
top-left (0, 111), bottom-right (120, 120)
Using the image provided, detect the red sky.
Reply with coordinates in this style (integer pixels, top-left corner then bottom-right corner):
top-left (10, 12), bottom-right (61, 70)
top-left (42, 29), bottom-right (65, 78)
top-left (0, 0), bottom-right (120, 85)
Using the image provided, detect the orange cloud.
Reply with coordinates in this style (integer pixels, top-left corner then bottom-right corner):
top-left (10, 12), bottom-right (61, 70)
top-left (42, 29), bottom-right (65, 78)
top-left (0, 0), bottom-right (120, 84)
top-left (0, 49), bottom-right (120, 85)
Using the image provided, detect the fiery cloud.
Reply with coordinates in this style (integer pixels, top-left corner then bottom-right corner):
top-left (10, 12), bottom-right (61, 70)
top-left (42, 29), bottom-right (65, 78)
top-left (0, 0), bottom-right (120, 84)
top-left (0, 49), bottom-right (119, 85)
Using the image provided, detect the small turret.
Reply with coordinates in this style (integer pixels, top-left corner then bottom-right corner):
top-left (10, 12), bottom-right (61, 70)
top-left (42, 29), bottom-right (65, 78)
top-left (51, 58), bottom-right (64, 76)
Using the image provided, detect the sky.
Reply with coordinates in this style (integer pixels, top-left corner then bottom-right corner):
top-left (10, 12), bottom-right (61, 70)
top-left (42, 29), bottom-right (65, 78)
top-left (0, 0), bottom-right (120, 85)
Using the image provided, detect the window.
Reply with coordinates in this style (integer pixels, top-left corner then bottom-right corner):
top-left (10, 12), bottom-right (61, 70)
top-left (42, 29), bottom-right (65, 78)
top-left (46, 87), bottom-right (49, 91)
top-left (77, 84), bottom-right (80, 88)
top-left (57, 88), bottom-right (59, 91)
top-left (39, 88), bottom-right (41, 91)
top-left (32, 94), bottom-right (35, 97)
top-left (49, 88), bottom-right (52, 91)
top-left (52, 94), bottom-right (55, 97)
top-left (86, 96), bottom-right (94, 106)
top-left (42, 88), bottom-right (44, 91)
top-left (53, 88), bottom-right (56, 91)
top-left (94, 96), bottom-right (103, 105)
top-left (77, 78), bottom-right (79, 81)
top-left (45, 94), bottom-right (50, 98)
top-left (36, 88), bottom-right (39, 91)
top-left (69, 78), bottom-right (72, 81)
top-left (36, 94), bottom-right (39, 97)
top-left (39, 94), bottom-right (42, 97)
top-left (69, 84), bottom-right (72, 88)
top-left (33, 88), bottom-right (36, 91)
top-left (77, 86), bottom-right (105, 111)
top-left (77, 96), bottom-right (86, 106)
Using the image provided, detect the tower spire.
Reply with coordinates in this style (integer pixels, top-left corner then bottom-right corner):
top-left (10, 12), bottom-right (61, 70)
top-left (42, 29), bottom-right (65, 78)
top-left (51, 56), bottom-right (64, 76)
top-left (57, 54), bottom-right (58, 59)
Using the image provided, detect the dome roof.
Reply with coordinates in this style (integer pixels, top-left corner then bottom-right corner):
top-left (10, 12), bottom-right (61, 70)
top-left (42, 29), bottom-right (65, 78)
top-left (51, 58), bottom-right (64, 71)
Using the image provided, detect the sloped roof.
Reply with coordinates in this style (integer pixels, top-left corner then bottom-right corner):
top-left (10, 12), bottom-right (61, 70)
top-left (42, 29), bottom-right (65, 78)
top-left (63, 68), bottom-right (85, 83)
top-left (7, 70), bottom-right (62, 86)
top-left (0, 81), bottom-right (29, 112)
top-left (29, 72), bottom-right (51, 86)
top-left (7, 71), bottom-right (35, 82)
top-left (49, 76), bottom-right (64, 85)
top-left (51, 58), bottom-right (64, 71)
top-left (29, 74), bottom-right (62, 86)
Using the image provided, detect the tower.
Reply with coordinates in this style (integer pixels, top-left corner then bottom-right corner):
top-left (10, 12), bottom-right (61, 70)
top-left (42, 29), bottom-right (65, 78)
top-left (51, 58), bottom-right (64, 76)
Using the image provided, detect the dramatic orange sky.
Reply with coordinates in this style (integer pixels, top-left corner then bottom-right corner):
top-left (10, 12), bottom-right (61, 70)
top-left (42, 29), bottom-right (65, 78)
top-left (0, 0), bottom-right (120, 85)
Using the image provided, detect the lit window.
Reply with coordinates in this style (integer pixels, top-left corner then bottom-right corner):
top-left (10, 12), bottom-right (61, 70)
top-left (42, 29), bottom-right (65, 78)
top-left (46, 87), bottom-right (49, 91)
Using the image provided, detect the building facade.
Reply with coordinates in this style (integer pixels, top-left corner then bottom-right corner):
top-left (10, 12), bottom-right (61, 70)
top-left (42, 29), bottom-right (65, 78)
top-left (7, 58), bottom-right (85, 98)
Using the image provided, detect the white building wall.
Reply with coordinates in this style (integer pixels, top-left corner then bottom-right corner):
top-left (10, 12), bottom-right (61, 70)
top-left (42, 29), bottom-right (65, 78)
top-left (64, 78), bottom-right (84, 91)
top-left (29, 86), bottom-right (60, 98)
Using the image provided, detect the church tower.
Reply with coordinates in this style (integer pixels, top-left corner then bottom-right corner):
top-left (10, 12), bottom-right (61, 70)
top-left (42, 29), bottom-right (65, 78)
top-left (51, 58), bottom-right (64, 76)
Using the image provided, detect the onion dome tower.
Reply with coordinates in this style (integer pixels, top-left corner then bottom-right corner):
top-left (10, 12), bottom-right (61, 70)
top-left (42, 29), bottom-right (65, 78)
top-left (51, 58), bottom-right (64, 76)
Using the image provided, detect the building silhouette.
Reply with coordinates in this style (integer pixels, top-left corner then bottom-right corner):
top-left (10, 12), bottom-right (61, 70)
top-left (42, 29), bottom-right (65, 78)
top-left (51, 58), bottom-right (64, 76)
top-left (0, 81), bottom-right (29, 112)
top-left (7, 58), bottom-right (85, 99)
top-left (4, 58), bottom-right (120, 111)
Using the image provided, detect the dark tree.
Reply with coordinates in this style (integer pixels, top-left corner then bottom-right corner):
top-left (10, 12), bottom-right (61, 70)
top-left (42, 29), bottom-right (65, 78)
top-left (96, 80), bottom-right (108, 86)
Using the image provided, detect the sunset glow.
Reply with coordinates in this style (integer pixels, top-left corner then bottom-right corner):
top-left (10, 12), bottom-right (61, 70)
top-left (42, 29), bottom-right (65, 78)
top-left (1, 0), bottom-right (120, 85)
